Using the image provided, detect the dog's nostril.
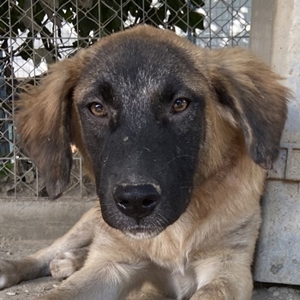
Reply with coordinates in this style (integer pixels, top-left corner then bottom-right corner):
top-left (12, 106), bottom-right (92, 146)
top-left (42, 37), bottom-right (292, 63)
top-left (119, 200), bottom-right (131, 210)
top-left (142, 198), bottom-right (156, 209)
top-left (113, 183), bottom-right (161, 220)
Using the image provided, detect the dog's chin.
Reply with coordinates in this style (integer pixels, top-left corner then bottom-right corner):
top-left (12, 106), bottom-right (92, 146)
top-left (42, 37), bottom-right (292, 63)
top-left (122, 227), bottom-right (163, 240)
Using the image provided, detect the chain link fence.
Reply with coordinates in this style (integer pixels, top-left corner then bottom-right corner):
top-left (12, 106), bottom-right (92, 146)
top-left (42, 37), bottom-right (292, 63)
top-left (0, 0), bottom-right (252, 199)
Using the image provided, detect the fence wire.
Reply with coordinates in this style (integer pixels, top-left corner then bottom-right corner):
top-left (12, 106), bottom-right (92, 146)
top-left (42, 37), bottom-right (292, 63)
top-left (0, 0), bottom-right (252, 198)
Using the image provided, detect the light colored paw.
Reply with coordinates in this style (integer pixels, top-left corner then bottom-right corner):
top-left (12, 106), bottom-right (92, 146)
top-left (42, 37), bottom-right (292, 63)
top-left (0, 260), bottom-right (20, 290)
top-left (50, 257), bottom-right (76, 280)
top-left (0, 274), bottom-right (8, 290)
top-left (49, 249), bottom-right (87, 280)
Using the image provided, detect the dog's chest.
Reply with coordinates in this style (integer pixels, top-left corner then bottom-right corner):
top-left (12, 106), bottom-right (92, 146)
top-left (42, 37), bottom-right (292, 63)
top-left (137, 239), bottom-right (198, 298)
top-left (170, 266), bottom-right (198, 299)
top-left (140, 237), bottom-right (186, 269)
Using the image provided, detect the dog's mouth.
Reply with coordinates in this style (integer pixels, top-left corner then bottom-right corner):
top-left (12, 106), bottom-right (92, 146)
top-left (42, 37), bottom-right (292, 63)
top-left (123, 226), bottom-right (162, 240)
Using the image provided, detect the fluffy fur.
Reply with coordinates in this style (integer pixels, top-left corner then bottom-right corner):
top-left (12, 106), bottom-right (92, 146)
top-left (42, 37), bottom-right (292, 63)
top-left (0, 26), bottom-right (289, 300)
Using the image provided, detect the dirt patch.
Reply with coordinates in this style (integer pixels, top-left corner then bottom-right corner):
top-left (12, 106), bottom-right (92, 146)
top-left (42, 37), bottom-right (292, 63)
top-left (253, 285), bottom-right (300, 300)
top-left (1, 239), bottom-right (300, 300)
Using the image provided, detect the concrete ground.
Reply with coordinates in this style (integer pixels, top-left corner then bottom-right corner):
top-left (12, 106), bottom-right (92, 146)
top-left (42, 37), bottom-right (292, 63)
top-left (1, 198), bottom-right (300, 300)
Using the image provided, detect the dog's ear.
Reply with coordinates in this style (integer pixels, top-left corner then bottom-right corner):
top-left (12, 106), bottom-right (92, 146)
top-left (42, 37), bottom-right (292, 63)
top-left (16, 51), bottom-right (88, 199)
top-left (209, 47), bottom-right (290, 170)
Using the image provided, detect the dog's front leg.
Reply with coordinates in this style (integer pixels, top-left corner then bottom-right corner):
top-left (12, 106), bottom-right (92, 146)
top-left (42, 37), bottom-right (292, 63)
top-left (190, 268), bottom-right (253, 300)
top-left (38, 246), bottom-right (148, 300)
top-left (36, 240), bottom-right (149, 300)
top-left (0, 206), bottom-right (99, 289)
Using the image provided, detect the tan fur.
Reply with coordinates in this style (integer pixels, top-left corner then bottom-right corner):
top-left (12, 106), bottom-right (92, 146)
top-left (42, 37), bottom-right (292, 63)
top-left (0, 26), bottom-right (290, 299)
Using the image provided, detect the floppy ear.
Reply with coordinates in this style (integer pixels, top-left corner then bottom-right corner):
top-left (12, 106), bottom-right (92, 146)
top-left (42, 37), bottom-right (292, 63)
top-left (209, 47), bottom-right (290, 170)
top-left (16, 51), bottom-right (88, 199)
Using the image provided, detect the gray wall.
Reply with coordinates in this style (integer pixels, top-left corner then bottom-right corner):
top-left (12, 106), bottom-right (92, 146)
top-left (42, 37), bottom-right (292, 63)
top-left (251, 0), bottom-right (300, 284)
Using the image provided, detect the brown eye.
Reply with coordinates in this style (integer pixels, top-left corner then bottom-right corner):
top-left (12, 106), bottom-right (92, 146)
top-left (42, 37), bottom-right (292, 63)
top-left (89, 102), bottom-right (107, 117)
top-left (172, 98), bottom-right (189, 113)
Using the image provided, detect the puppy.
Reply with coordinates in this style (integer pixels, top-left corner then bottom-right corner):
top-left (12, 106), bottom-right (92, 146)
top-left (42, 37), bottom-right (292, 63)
top-left (0, 25), bottom-right (289, 299)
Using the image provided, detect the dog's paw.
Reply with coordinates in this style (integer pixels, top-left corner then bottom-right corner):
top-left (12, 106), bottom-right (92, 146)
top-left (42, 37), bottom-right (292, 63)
top-left (49, 248), bottom-right (87, 280)
top-left (0, 259), bottom-right (20, 290)
top-left (50, 252), bottom-right (77, 280)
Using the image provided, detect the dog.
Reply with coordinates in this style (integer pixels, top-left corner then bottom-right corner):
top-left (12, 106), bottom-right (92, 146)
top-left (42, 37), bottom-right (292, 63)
top-left (0, 25), bottom-right (289, 299)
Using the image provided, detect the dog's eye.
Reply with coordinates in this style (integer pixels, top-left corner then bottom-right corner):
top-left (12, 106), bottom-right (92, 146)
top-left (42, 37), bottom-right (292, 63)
top-left (89, 102), bottom-right (107, 117)
top-left (172, 98), bottom-right (189, 113)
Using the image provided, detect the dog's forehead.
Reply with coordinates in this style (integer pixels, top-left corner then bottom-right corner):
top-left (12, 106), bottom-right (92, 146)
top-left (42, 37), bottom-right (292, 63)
top-left (82, 30), bottom-right (198, 94)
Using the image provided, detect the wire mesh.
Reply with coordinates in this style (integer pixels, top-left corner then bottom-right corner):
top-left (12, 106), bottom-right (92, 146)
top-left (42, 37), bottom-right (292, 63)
top-left (0, 0), bottom-right (252, 199)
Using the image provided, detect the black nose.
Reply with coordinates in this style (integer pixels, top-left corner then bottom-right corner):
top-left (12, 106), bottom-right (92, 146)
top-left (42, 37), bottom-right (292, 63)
top-left (113, 183), bottom-right (160, 221)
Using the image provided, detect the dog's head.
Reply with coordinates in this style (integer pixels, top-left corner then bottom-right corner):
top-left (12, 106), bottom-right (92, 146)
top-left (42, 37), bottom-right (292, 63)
top-left (16, 26), bottom-right (289, 238)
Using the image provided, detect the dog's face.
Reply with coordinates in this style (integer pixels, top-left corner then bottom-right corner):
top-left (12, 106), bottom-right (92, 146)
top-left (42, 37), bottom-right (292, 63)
top-left (16, 26), bottom-right (288, 239)
top-left (74, 34), bottom-right (207, 237)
